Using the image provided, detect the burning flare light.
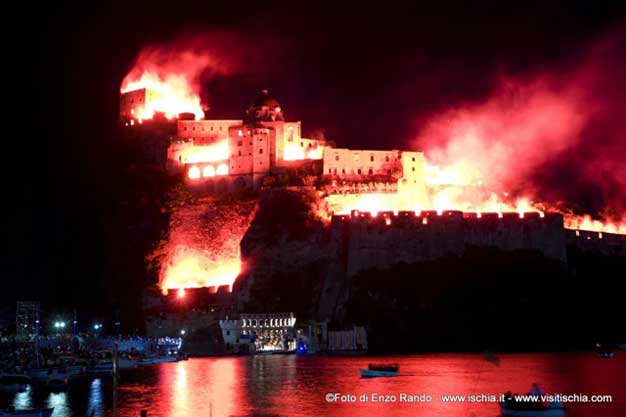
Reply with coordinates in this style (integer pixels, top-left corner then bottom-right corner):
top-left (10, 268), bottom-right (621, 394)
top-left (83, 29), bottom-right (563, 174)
top-left (121, 72), bottom-right (204, 120)
top-left (161, 246), bottom-right (241, 294)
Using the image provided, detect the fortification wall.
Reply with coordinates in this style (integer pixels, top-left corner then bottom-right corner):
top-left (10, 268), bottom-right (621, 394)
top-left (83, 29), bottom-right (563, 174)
top-left (330, 210), bottom-right (567, 276)
top-left (566, 229), bottom-right (626, 257)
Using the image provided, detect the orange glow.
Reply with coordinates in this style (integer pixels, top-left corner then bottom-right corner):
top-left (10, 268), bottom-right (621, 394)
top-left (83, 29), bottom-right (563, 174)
top-left (183, 139), bottom-right (229, 163)
top-left (283, 142), bottom-right (325, 161)
top-left (177, 288), bottom-right (186, 299)
top-left (325, 159), bottom-right (625, 235)
top-left (160, 246), bottom-right (241, 295)
top-left (121, 73), bottom-right (204, 120)
top-left (188, 166), bottom-right (200, 179)
top-left (216, 163), bottom-right (228, 176)
top-left (564, 214), bottom-right (626, 235)
top-left (203, 165), bottom-right (215, 177)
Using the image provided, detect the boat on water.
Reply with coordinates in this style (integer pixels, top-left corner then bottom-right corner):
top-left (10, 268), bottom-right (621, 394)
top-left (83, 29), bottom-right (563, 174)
top-left (598, 351), bottom-right (614, 358)
top-left (28, 368), bottom-right (70, 381)
top-left (359, 363), bottom-right (399, 378)
top-left (499, 402), bottom-right (565, 417)
top-left (118, 357), bottom-right (139, 369)
top-left (138, 355), bottom-right (178, 366)
top-left (87, 361), bottom-right (113, 373)
top-left (44, 376), bottom-right (68, 390)
top-left (0, 408), bottom-right (54, 417)
top-left (0, 374), bottom-right (31, 393)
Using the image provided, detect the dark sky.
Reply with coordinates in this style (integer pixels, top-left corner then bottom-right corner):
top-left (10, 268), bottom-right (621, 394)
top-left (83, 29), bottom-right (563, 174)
top-left (4, 1), bottom-right (625, 327)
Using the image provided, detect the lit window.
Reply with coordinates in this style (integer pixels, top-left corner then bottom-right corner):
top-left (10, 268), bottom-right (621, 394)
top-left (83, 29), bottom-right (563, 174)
top-left (238, 129), bottom-right (243, 137)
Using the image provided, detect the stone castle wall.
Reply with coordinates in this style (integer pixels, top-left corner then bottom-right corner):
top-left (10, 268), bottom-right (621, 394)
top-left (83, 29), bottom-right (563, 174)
top-left (330, 210), bottom-right (567, 276)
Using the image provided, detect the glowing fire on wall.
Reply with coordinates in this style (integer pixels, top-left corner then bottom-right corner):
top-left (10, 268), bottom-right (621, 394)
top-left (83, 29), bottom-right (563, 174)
top-left (121, 73), bottom-right (204, 121)
top-left (283, 142), bottom-right (325, 161)
top-left (160, 246), bottom-right (242, 295)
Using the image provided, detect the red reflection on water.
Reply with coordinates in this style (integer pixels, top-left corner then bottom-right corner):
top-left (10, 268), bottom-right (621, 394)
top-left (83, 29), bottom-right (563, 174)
top-left (164, 358), bottom-right (246, 417)
top-left (114, 353), bottom-right (626, 417)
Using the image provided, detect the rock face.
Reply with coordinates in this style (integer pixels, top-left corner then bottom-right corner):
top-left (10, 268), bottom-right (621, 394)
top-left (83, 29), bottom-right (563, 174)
top-left (236, 187), bottom-right (332, 317)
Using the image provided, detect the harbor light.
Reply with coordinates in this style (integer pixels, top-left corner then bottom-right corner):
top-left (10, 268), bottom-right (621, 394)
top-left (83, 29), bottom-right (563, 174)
top-left (93, 323), bottom-right (102, 330)
top-left (180, 329), bottom-right (186, 335)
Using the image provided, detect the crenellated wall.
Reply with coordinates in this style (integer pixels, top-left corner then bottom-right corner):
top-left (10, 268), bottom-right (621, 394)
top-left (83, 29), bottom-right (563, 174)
top-left (566, 229), bottom-right (626, 257)
top-left (330, 210), bottom-right (568, 276)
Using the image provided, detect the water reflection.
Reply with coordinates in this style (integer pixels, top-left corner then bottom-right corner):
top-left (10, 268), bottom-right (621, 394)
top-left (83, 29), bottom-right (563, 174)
top-left (47, 392), bottom-right (68, 416)
top-left (0, 353), bottom-right (624, 417)
top-left (87, 379), bottom-right (104, 417)
top-left (13, 385), bottom-right (32, 409)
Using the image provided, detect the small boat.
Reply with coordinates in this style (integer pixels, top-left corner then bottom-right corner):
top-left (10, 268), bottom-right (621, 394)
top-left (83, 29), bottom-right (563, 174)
top-left (44, 376), bottom-right (68, 390)
top-left (138, 356), bottom-right (178, 365)
top-left (359, 363), bottom-right (399, 378)
top-left (0, 374), bottom-right (30, 392)
top-left (87, 361), bottom-right (113, 373)
top-left (118, 358), bottom-right (139, 369)
top-left (598, 351), bottom-right (614, 358)
top-left (499, 402), bottom-right (565, 417)
top-left (0, 408), bottom-right (54, 417)
top-left (28, 368), bottom-right (70, 382)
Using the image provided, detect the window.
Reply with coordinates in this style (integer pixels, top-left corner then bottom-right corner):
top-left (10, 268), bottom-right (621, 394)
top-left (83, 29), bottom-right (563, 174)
top-left (385, 156), bottom-right (389, 162)
top-left (220, 126), bottom-right (223, 131)
top-left (184, 127), bottom-right (187, 131)
top-left (237, 140), bottom-right (242, 146)
top-left (238, 129), bottom-right (243, 137)
top-left (412, 157), bottom-right (416, 162)
top-left (357, 169), bottom-right (362, 174)
top-left (238, 151), bottom-right (242, 156)
top-left (300, 142), bottom-right (304, 147)
top-left (328, 169), bottom-right (332, 174)
top-left (335, 155), bottom-right (340, 161)
top-left (370, 155), bottom-right (374, 162)
top-left (211, 126), bottom-right (214, 131)
top-left (259, 148), bottom-right (263, 154)
top-left (342, 169), bottom-right (346, 174)
top-left (412, 167), bottom-right (415, 171)
top-left (368, 168), bottom-right (373, 174)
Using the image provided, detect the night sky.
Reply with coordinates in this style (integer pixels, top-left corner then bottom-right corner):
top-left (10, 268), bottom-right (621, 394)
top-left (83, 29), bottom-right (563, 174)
top-left (5, 1), bottom-right (625, 328)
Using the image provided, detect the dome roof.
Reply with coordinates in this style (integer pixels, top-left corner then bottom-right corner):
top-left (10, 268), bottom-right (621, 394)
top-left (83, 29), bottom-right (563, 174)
top-left (253, 89), bottom-right (281, 109)
top-left (245, 89), bottom-right (285, 124)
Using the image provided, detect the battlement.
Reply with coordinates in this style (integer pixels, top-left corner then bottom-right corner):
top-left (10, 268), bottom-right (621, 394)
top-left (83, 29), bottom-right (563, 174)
top-left (332, 210), bottom-right (559, 227)
top-left (330, 210), bottom-right (567, 276)
top-left (566, 228), bottom-right (626, 257)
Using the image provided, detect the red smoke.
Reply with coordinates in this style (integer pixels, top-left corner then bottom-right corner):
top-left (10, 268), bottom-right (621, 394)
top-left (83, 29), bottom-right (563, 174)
top-left (416, 29), bottom-right (626, 224)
